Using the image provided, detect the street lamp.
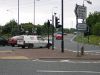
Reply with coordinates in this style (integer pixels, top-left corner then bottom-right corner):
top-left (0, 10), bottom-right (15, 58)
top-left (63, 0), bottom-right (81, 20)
top-left (34, 0), bottom-right (35, 25)
top-left (83, 0), bottom-right (92, 6)
top-left (34, 0), bottom-right (40, 25)
top-left (18, 0), bottom-right (19, 35)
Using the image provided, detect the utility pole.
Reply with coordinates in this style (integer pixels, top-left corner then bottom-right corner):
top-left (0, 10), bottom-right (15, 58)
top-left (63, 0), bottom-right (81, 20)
top-left (61, 0), bottom-right (64, 53)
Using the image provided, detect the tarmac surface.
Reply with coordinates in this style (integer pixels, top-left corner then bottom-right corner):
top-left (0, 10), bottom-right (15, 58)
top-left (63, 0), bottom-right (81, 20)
top-left (0, 48), bottom-right (100, 60)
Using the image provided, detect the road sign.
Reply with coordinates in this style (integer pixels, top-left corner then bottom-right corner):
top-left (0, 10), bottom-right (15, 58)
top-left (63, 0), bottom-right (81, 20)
top-left (75, 4), bottom-right (87, 19)
top-left (77, 23), bottom-right (87, 31)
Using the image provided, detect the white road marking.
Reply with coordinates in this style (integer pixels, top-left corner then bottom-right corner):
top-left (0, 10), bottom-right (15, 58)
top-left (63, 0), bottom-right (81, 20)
top-left (68, 50), bottom-right (100, 53)
top-left (37, 70), bottom-right (100, 74)
top-left (32, 59), bottom-right (100, 63)
top-left (60, 60), bottom-right (100, 63)
top-left (32, 59), bottom-right (58, 62)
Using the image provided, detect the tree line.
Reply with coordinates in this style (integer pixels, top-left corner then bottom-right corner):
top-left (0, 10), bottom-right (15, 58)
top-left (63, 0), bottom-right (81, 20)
top-left (0, 11), bottom-right (99, 37)
top-left (86, 11), bottom-right (100, 36)
top-left (0, 20), bottom-right (76, 37)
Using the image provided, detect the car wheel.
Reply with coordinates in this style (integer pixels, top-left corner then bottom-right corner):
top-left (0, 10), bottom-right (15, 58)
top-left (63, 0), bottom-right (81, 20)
top-left (2, 44), bottom-right (5, 46)
top-left (12, 45), bottom-right (15, 47)
top-left (28, 44), bottom-right (34, 48)
top-left (46, 43), bottom-right (51, 48)
top-left (22, 46), bottom-right (25, 48)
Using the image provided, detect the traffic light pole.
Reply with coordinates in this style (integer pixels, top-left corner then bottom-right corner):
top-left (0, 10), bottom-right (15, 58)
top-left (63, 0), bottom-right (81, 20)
top-left (52, 15), bottom-right (54, 50)
top-left (61, 0), bottom-right (64, 53)
top-left (47, 20), bottom-right (50, 49)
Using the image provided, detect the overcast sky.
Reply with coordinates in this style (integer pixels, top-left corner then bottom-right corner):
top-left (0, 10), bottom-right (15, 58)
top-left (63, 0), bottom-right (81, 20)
top-left (0, 0), bottom-right (100, 28)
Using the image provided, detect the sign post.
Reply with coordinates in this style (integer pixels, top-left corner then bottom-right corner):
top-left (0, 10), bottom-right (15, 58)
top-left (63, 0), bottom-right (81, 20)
top-left (74, 4), bottom-right (87, 56)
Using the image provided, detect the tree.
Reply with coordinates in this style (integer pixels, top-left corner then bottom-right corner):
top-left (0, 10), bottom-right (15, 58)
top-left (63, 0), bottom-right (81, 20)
top-left (40, 22), bottom-right (54, 35)
top-left (20, 23), bottom-right (35, 35)
top-left (86, 12), bottom-right (100, 35)
top-left (36, 25), bottom-right (42, 35)
top-left (92, 23), bottom-right (100, 36)
top-left (2, 20), bottom-right (17, 35)
top-left (69, 28), bottom-right (76, 33)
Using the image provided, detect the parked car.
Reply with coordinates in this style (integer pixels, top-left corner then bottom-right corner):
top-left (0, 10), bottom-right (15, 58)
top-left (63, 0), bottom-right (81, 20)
top-left (55, 34), bottom-right (62, 40)
top-left (17, 35), bottom-right (52, 48)
top-left (54, 32), bottom-right (67, 40)
top-left (0, 36), bottom-right (8, 46)
top-left (54, 32), bottom-right (67, 36)
top-left (8, 36), bottom-right (20, 47)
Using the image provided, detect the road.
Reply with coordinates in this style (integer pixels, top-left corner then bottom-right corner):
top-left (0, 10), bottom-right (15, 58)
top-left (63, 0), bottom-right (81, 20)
top-left (0, 59), bottom-right (100, 75)
top-left (0, 34), bottom-right (100, 52)
top-left (0, 34), bottom-right (100, 75)
top-left (0, 46), bottom-right (18, 51)
top-left (55, 34), bottom-right (100, 53)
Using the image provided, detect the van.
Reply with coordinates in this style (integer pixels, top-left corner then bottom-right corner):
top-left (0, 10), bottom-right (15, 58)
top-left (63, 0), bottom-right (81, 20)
top-left (17, 35), bottom-right (52, 48)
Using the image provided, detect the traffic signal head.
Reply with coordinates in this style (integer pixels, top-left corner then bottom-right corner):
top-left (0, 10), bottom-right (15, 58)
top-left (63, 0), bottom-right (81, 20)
top-left (47, 20), bottom-right (50, 27)
top-left (55, 17), bottom-right (60, 28)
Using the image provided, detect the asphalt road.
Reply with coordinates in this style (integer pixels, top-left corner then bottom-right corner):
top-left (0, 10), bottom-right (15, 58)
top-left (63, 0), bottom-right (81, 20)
top-left (0, 59), bottom-right (100, 75)
top-left (55, 34), bottom-right (100, 53)
top-left (0, 34), bottom-right (100, 53)
top-left (0, 46), bottom-right (18, 51)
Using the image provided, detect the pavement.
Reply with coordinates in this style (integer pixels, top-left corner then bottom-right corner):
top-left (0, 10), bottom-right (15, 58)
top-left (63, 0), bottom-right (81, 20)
top-left (0, 48), bottom-right (100, 60)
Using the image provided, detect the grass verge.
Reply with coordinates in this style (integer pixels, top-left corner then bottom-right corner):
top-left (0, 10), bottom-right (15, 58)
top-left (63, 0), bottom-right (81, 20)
top-left (74, 35), bottom-right (100, 46)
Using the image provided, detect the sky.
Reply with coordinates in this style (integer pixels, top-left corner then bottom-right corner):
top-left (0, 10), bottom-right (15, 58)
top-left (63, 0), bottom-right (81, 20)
top-left (0, 0), bottom-right (100, 28)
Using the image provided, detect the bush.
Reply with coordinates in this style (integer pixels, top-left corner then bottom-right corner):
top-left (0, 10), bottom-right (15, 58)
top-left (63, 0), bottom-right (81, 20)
top-left (92, 23), bottom-right (100, 36)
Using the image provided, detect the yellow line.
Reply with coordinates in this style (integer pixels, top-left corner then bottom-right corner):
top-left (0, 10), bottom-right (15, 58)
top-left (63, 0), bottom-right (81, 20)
top-left (0, 56), bottom-right (29, 59)
top-left (0, 51), bottom-right (12, 53)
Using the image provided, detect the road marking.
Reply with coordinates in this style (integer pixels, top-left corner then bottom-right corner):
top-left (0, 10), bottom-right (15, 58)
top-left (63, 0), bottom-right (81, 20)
top-left (0, 56), bottom-right (29, 59)
top-left (67, 49), bottom-right (100, 54)
top-left (32, 59), bottom-right (100, 63)
top-left (37, 70), bottom-right (100, 74)
top-left (60, 60), bottom-right (100, 63)
top-left (0, 50), bottom-right (12, 53)
top-left (70, 35), bottom-right (76, 42)
top-left (32, 59), bottom-right (58, 62)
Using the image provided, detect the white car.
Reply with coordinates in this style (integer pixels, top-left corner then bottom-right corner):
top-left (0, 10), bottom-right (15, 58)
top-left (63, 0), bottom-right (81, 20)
top-left (17, 35), bottom-right (52, 48)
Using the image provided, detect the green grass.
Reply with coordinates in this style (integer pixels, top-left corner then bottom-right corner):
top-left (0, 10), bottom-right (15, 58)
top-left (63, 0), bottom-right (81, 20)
top-left (74, 35), bottom-right (100, 46)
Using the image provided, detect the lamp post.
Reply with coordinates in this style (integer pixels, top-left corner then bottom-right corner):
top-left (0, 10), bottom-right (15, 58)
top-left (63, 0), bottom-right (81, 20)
top-left (34, 0), bottom-right (35, 25)
top-left (83, 0), bottom-right (92, 6)
top-left (34, 0), bottom-right (40, 25)
top-left (18, 0), bottom-right (19, 35)
top-left (51, 13), bottom-right (56, 50)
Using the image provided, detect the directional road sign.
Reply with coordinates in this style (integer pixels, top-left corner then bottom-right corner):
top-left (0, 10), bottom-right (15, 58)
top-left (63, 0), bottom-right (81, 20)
top-left (75, 4), bottom-right (87, 19)
top-left (77, 23), bottom-right (87, 31)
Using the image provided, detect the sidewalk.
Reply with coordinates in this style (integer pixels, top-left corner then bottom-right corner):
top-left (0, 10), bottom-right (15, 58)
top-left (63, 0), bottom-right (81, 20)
top-left (0, 48), bottom-right (100, 60)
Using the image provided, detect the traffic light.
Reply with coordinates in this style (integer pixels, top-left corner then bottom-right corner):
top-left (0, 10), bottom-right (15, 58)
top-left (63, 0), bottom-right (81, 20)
top-left (47, 20), bottom-right (50, 27)
top-left (55, 17), bottom-right (61, 28)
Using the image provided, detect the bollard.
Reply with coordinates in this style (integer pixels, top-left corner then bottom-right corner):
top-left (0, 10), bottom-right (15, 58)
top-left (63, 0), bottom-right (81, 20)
top-left (81, 46), bottom-right (84, 55)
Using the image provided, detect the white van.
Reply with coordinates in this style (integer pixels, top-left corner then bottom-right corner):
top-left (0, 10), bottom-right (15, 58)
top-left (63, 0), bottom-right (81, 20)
top-left (17, 35), bottom-right (52, 48)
